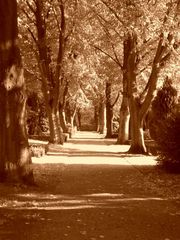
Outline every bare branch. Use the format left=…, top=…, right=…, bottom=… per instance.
left=55, top=0, right=66, bottom=83
left=65, top=0, right=78, bottom=41
left=90, top=6, right=124, bottom=46
left=52, top=6, right=61, bottom=32
left=21, top=8, right=34, bottom=23
left=111, top=92, right=120, bottom=107
left=92, top=45, right=123, bottom=70
left=90, top=13, right=123, bottom=70
left=100, top=0, right=125, bottom=26
left=28, top=27, right=38, bottom=45
left=110, top=41, right=122, bottom=68
left=26, top=0, right=36, bottom=14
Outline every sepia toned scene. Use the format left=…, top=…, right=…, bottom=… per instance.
left=0, top=0, right=180, bottom=239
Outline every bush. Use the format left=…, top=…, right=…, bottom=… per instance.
left=27, top=92, right=49, bottom=135
left=149, top=77, right=180, bottom=171
left=156, top=112, right=180, bottom=172
left=149, top=78, right=178, bottom=141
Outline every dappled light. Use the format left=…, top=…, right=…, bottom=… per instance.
left=0, top=192, right=167, bottom=211
left=32, top=132, right=157, bottom=166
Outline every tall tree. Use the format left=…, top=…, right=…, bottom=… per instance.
left=87, top=0, right=131, bottom=143
left=0, top=0, right=34, bottom=183
left=20, top=0, right=78, bottom=144
left=91, top=0, right=179, bottom=153
left=126, top=1, right=180, bottom=153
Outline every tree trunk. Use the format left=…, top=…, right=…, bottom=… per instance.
left=105, top=82, right=113, bottom=138
left=128, top=99, right=147, bottom=154
left=117, top=35, right=131, bottom=144
left=126, top=31, right=147, bottom=154
left=106, top=106, right=113, bottom=138
left=33, top=0, right=66, bottom=145
left=46, top=103, right=64, bottom=144
left=71, top=107, right=77, bottom=129
left=0, top=0, right=34, bottom=184
left=117, top=95, right=130, bottom=144
left=77, top=109, right=82, bottom=130
left=0, top=89, right=6, bottom=180
left=125, top=30, right=174, bottom=154
left=98, top=101, right=106, bottom=134
left=59, top=110, right=67, bottom=132
left=94, top=105, right=99, bottom=132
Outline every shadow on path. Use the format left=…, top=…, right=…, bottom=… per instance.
left=0, top=131, right=180, bottom=240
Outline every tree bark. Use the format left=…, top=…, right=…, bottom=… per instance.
left=0, top=0, right=34, bottom=183
left=117, top=95, right=130, bottom=144
left=59, top=108, right=67, bottom=132
left=125, top=30, right=174, bottom=154
left=128, top=99, right=147, bottom=153
left=32, top=0, right=66, bottom=144
left=117, top=35, right=131, bottom=144
left=105, top=82, right=113, bottom=138
left=94, top=105, right=99, bottom=132
left=98, top=99, right=106, bottom=134
left=126, top=31, right=147, bottom=154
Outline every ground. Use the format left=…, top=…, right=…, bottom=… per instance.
left=0, top=131, right=180, bottom=240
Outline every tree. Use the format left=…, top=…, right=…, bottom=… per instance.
left=91, top=0, right=180, bottom=153
left=20, top=0, right=78, bottom=144
left=86, top=0, right=131, bottom=143
left=0, top=0, right=34, bottom=184
left=105, top=80, right=120, bottom=138
left=126, top=0, right=180, bottom=153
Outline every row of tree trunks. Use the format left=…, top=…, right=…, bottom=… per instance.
left=33, top=0, right=66, bottom=144
left=0, top=0, right=34, bottom=183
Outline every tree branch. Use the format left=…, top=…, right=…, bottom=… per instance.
left=65, top=0, right=77, bottom=42
left=52, top=5, right=61, bottom=32
left=111, top=92, right=120, bottom=107
left=28, top=27, right=38, bottom=45
left=55, top=0, right=65, bottom=86
left=100, top=0, right=125, bottom=26
left=21, top=8, right=34, bottom=24
left=92, top=45, right=123, bottom=70
left=26, top=0, right=36, bottom=14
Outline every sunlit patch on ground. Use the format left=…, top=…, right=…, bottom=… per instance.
left=33, top=155, right=157, bottom=165
left=31, top=132, right=157, bottom=166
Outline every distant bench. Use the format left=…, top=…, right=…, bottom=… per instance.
left=28, top=139, right=48, bottom=158
left=28, top=132, right=70, bottom=157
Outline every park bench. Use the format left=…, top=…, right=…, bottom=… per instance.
left=28, top=139, right=49, bottom=158
left=28, top=132, right=70, bottom=157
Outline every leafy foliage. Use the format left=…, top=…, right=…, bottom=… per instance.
left=156, top=111, right=180, bottom=172
left=149, top=78, right=178, bottom=140
left=149, top=77, right=180, bottom=171
left=27, top=92, right=48, bottom=135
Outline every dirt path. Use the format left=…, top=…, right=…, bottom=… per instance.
left=0, top=131, right=180, bottom=240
